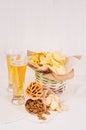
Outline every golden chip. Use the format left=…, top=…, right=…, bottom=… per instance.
left=52, top=51, right=66, bottom=65
left=29, top=51, right=66, bottom=75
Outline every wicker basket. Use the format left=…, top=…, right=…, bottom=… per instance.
left=35, top=72, right=66, bottom=95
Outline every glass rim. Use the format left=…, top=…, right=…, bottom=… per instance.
left=6, top=54, right=20, bottom=58
left=10, top=56, right=28, bottom=66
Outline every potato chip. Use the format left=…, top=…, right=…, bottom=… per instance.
left=29, top=51, right=66, bottom=75
left=52, top=51, right=66, bottom=65
left=29, top=52, right=46, bottom=67
left=29, top=54, right=39, bottom=66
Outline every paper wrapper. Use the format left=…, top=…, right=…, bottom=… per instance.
left=27, top=50, right=81, bottom=82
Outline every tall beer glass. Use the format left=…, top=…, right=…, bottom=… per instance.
left=11, top=56, right=27, bottom=105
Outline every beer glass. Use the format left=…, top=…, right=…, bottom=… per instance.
left=6, top=53, right=20, bottom=92
left=11, top=56, right=27, bottom=105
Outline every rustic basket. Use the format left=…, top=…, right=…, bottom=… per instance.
left=35, top=71, right=66, bottom=95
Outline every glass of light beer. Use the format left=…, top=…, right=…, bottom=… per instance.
left=6, top=53, right=20, bottom=92
left=11, top=56, right=27, bottom=105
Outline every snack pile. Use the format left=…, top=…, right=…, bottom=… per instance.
left=25, top=81, right=67, bottom=120
left=25, top=50, right=81, bottom=121
left=25, top=99, right=50, bottom=120
left=29, top=51, right=66, bottom=75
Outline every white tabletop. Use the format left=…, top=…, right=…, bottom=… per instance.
left=0, top=55, right=86, bottom=130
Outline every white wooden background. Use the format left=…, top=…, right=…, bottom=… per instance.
left=0, top=0, right=86, bottom=76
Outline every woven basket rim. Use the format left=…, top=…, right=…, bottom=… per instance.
left=35, top=71, right=66, bottom=85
